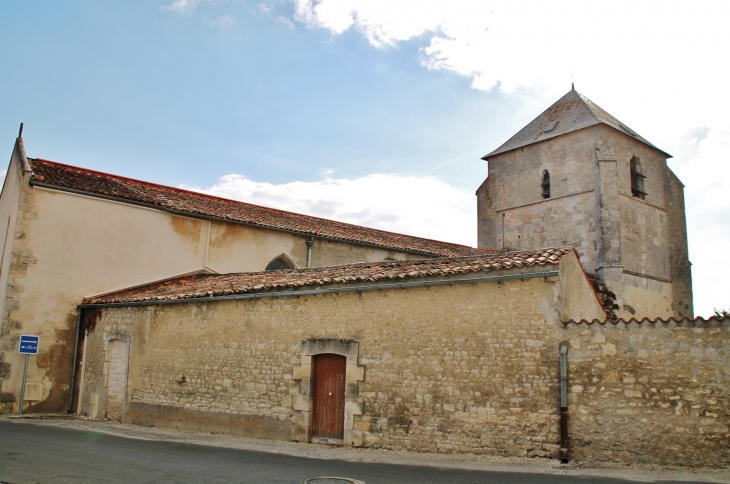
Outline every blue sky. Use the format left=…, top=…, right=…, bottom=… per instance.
left=0, top=1, right=505, bottom=187
left=1, top=1, right=728, bottom=316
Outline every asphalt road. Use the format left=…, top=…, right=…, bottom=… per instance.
left=0, top=421, right=699, bottom=484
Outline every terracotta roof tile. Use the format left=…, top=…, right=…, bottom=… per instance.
left=564, top=316, right=728, bottom=325
left=28, top=158, right=487, bottom=258
left=84, top=247, right=573, bottom=305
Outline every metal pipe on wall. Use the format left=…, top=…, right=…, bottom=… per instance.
left=67, top=308, right=83, bottom=413
left=559, top=344, right=569, bottom=463
left=306, top=238, right=315, bottom=268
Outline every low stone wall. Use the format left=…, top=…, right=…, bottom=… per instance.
left=77, top=272, right=729, bottom=466
left=79, top=276, right=570, bottom=457
left=563, top=318, right=730, bottom=467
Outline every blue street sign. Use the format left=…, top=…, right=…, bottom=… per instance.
left=18, top=335, right=39, bottom=354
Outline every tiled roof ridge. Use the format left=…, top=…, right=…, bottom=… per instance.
left=28, top=157, right=487, bottom=257
left=83, top=246, right=573, bottom=305
left=31, top=157, right=272, bottom=208
left=564, top=316, right=729, bottom=325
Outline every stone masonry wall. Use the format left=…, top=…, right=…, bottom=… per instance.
left=478, top=124, right=692, bottom=320
left=81, top=276, right=570, bottom=457
left=563, top=318, right=730, bottom=467
left=664, top=168, right=693, bottom=318
left=478, top=127, right=605, bottom=272
left=622, top=274, right=674, bottom=320
left=78, top=277, right=729, bottom=466
left=0, top=182, right=438, bottom=414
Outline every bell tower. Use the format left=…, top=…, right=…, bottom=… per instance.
left=477, top=89, right=693, bottom=320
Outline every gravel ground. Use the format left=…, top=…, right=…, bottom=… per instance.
left=3, top=414, right=729, bottom=483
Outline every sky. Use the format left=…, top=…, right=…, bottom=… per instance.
left=0, top=1, right=728, bottom=316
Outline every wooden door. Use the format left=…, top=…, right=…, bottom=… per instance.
left=312, top=353, right=346, bottom=440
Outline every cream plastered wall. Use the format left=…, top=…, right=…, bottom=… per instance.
left=1, top=183, right=210, bottom=413
left=79, top=258, right=604, bottom=457
left=0, top=150, right=25, bottom=411
left=206, top=222, right=424, bottom=273
left=0, top=181, right=432, bottom=414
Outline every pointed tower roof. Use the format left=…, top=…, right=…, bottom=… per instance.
left=484, top=90, right=670, bottom=159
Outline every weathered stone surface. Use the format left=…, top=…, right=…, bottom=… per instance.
left=478, top=122, right=693, bottom=320
left=0, top=149, right=438, bottom=415
left=344, top=429, right=364, bottom=447
left=126, top=401, right=292, bottom=440
left=77, top=257, right=727, bottom=466
left=81, top=275, right=576, bottom=457
left=564, top=319, right=730, bottom=467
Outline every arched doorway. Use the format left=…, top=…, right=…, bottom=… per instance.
left=312, top=353, right=347, bottom=440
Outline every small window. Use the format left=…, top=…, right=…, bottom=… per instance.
left=544, top=120, right=558, bottom=133
left=541, top=170, right=551, bottom=199
left=630, top=157, right=647, bottom=200
left=265, top=256, right=294, bottom=271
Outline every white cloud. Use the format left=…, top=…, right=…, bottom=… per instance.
left=289, top=0, right=730, bottom=317
left=162, top=0, right=728, bottom=315
left=277, top=16, right=296, bottom=31
left=210, top=15, right=235, bottom=27
left=164, top=0, right=202, bottom=14
left=673, top=129, right=730, bottom=317
left=292, top=1, right=729, bottom=97
left=293, top=0, right=451, bottom=47
left=181, top=173, right=476, bottom=246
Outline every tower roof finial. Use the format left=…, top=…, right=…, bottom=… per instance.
left=572, top=82, right=575, bottom=91
left=19, top=122, right=24, bottom=138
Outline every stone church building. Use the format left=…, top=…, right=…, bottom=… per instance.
left=1, top=90, right=727, bottom=466
left=477, top=89, right=692, bottom=321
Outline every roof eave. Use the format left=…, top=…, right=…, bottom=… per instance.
left=482, top=122, right=672, bottom=160
left=602, top=124, right=672, bottom=159
left=81, top=266, right=563, bottom=307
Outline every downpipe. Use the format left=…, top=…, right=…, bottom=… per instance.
left=67, top=307, right=83, bottom=413
left=559, top=344, right=569, bottom=463
left=306, top=237, right=315, bottom=268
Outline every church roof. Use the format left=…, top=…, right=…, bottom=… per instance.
left=83, top=247, right=573, bottom=305
left=484, top=90, right=670, bottom=159
left=27, top=158, right=486, bottom=258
